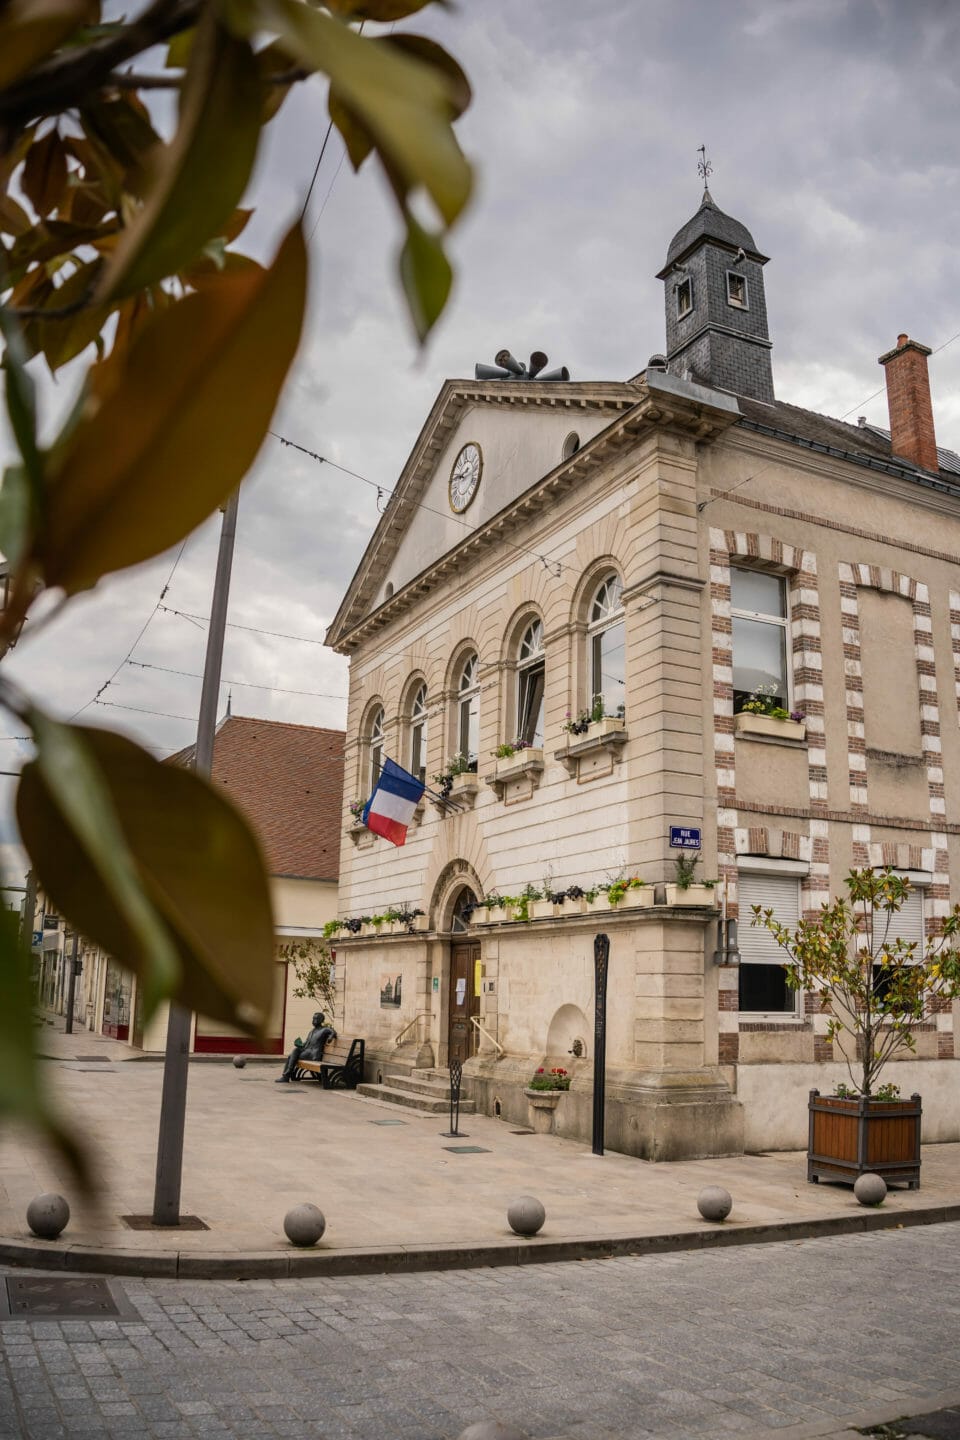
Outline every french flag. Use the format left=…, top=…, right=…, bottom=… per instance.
left=362, top=758, right=426, bottom=847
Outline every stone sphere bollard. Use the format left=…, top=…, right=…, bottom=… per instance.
left=507, top=1195, right=545, bottom=1237
left=697, top=1185, right=733, bottom=1222
left=27, top=1193, right=70, bottom=1240
left=232, top=1055, right=247, bottom=1068
left=283, top=1203, right=326, bottom=1246
left=854, top=1172, right=887, bottom=1207
left=458, top=1424, right=528, bottom=1440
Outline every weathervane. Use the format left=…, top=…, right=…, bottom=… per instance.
left=697, top=144, right=713, bottom=190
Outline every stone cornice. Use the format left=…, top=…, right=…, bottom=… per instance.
left=328, top=377, right=740, bottom=655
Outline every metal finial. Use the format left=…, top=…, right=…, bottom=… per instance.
left=697, top=144, right=713, bottom=188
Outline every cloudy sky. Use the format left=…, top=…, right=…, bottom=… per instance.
left=2, top=0, right=959, bottom=880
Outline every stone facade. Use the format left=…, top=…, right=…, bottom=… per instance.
left=326, top=196, right=960, bottom=1158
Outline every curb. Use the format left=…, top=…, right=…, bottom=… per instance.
left=2, top=1201, right=959, bottom=1281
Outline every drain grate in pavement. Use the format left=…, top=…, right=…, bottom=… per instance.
left=122, top=1214, right=209, bottom=1230
left=1, top=1276, right=139, bottom=1321
left=442, top=1145, right=491, bottom=1154
left=371, top=1118, right=408, bottom=1125
left=509, top=1129, right=535, bottom=1135
left=74, top=1055, right=110, bottom=1061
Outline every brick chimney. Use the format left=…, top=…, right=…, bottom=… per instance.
left=878, top=333, right=939, bottom=472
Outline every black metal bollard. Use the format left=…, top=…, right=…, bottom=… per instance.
left=593, top=933, right=609, bottom=1156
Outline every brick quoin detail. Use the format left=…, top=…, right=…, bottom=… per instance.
left=938, top=1034, right=955, bottom=1060
left=718, top=1033, right=739, bottom=1064
left=813, top=1036, right=834, bottom=1063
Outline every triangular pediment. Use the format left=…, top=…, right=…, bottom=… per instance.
left=325, top=377, right=638, bottom=651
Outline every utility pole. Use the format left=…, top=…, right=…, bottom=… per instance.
left=152, top=490, right=239, bottom=1226
left=64, top=931, right=79, bottom=1035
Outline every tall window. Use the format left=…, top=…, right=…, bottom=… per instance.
left=367, top=706, right=384, bottom=794
left=516, top=619, right=545, bottom=748
left=409, top=683, right=428, bottom=784
left=731, top=568, right=788, bottom=714
left=457, top=653, right=479, bottom=770
left=588, top=574, right=625, bottom=718
left=873, top=881, right=925, bottom=1008
left=676, top=277, right=693, bottom=317
left=737, top=872, right=800, bottom=1015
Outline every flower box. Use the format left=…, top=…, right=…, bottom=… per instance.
left=523, top=1087, right=564, bottom=1135
left=807, top=1089, right=921, bottom=1188
left=586, top=894, right=613, bottom=913
left=662, top=884, right=718, bottom=907
left=359, top=922, right=377, bottom=938
left=450, top=771, right=479, bottom=796
left=586, top=716, right=625, bottom=740
left=486, top=903, right=516, bottom=925
left=558, top=896, right=587, bottom=916
left=530, top=899, right=557, bottom=920
left=494, top=748, right=543, bottom=781
left=735, top=712, right=806, bottom=743
left=612, top=886, right=655, bottom=911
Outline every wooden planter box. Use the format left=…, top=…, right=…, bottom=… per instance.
left=807, top=1089, right=922, bottom=1189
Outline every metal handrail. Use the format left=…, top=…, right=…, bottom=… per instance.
left=470, top=1015, right=504, bottom=1057
left=393, top=1016, right=418, bottom=1048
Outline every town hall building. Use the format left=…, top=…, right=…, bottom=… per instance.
left=325, top=186, right=960, bottom=1158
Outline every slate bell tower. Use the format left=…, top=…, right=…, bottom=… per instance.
left=656, top=186, right=774, bottom=403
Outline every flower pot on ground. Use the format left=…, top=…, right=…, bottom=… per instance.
left=753, top=867, right=960, bottom=1189
left=663, top=883, right=717, bottom=906
left=807, top=1089, right=922, bottom=1188
left=524, top=1088, right=562, bottom=1134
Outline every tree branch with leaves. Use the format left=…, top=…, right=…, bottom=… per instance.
left=0, top=0, right=472, bottom=1180
left=752, top=868, right=960, bottom=1097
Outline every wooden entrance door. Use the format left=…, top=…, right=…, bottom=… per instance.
left=448, top=941, right=480, bottom=1066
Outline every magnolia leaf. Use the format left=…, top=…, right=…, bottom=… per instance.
left=325, top=0, right=443, bottom=18
left=0, top=908, right=93, bottom=1190
left=383, top=34, right=471, bottom=119
left=40, top=222, right=305, bottom=593
left=0, top=194, right=32, bottom=238
left=94, top=15, right=262, bottom=303
left=0, top=0, right=99, bottom=90
left=327, top=90, right=374, bottom=170
left=79, top=94, right=163, bottom=197
left=166, top=27, right=196, bottom=68
left=0, top=306, right=43, bottom=500
left=21, top=129, right=69, bottom=218
left=399, top=215, right=452, bottom=343
left=18, top=712, right=182, bottom=1016
left=247, top=0, right=471, bottom=227
left=17, top=722, right=276, bottom=1033
left=0, top=466, right=32, bottom=569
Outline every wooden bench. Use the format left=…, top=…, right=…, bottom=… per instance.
left=295, top=1036, right=365, bottom=1090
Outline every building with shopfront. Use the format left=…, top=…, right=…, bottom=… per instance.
left=326, top=186, right=960, bottom=1158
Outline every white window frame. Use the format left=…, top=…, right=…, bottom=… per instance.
left=587, top=574, right=626, bottom=719
left=730, top=566, right=791, bottom=715
left=367, top=706, right=384, bottom=795
left=457, top=653, right=479, bottom=769
left=676, top=276, right=693, bottom=318
left=737, top=866, right=804, bottom=1019
left=409, top=683, right=428, bottom=784
left=516, top=619, right=545, bottom=748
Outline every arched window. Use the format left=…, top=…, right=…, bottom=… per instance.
left=451, top=888, right=478, bottom=934
left=588, top=574, right=625, bottom=719
left=409, top=682, right=428, bottom=784
left=367, top=706, right=384, bottom=794
left=516, top=618, right=545, bottom=748
left=457, top=653, right=479, bottom=770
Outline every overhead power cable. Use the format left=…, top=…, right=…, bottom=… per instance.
left=268, top=431, right=565, bottom=579
left=157, top=603, right=329, bottom=645
left=128, top=659, right=347, bottom=700
left=94, top=699, right=197, bottom=723
left=68, top=542, right=188, bottom=721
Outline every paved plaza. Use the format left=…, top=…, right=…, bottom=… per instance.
left=1, top=1223, right=960, bottom=1440
left=2, top=1024, right=960, bottom=1275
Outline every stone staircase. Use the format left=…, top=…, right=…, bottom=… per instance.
left=356, top=1069, right=476, bottom=1116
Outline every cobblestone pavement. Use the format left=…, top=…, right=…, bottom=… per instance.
left=2, top=1222, right=960, bottom=1440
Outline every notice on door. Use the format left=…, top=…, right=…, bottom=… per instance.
left=456, top=977, right=466, bottom=1006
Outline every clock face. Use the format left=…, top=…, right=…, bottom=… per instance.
left=449, top=442, right=482, bottom=514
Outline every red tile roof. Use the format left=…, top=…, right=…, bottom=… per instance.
left=170, top=716, right=345, bottom=881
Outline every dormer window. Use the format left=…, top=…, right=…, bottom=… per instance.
left=726, top=270, right=747, bottom=308
left=676, top=277, right=693, bottom=318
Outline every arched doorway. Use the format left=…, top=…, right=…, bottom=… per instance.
left=448, top=888, right=480, bottom=1066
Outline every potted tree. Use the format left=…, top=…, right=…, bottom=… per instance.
left=753, top=868, right=960, bottom=1188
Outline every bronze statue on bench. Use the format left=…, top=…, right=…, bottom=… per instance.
left=276, top=1012, right=337, bottom=1083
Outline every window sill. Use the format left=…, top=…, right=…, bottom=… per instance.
left=485, top=749, right=544, bottom=801
left=734, top=713, right=806, bottom=744
left=346, top=822, right=375, bottom=849
left=431, top=772, right=479, bottom=812
left=555, top=719, right=627, bottom=779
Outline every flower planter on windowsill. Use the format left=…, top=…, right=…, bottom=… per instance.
left=807, top=1089, right=921, bottom=1188
left=734, top=712, right=806, bottom=743
left=485, top=903, right=517, bottom=925
left=347, top=820, right=375, bottom=848
left=486, top=749, right=544, bottom=801
left=612, top=887, right=655, bottom=911
left=662, top=884, right=718, bottom=907
left=530, top=899, right=558, bottom=920
left=556, top=718, right=628, bottom=778
left=558, top=896, right=587, bottom=916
